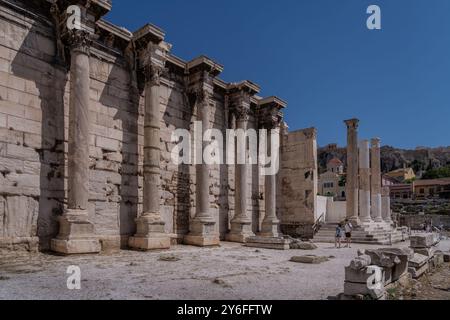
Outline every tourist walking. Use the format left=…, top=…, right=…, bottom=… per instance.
left=344, top=219, right=353, bottom=248
left=335, top=224, right=344, bottom=248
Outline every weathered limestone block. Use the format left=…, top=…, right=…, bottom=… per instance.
left=1, top=195, right=38, bottom=238
left=290, top=240, right=318, bottom=250
left=290, top=255, right=329, bottom=264
left=429, top=251, right=444, bottom=269
left=413, top=247, right=436, bottom=258
left=349, top=255, right=372, bottom=270
left=410, top=233, right=435, bottom=249
left=408, top=252, right=429, bottom=279
left=408, top=253, right=429, bottom=270
left=365, top=248, right=411, bottom=282
left=344, top=281, right=385, bottom=300
left=246, top=236, right=290, bottom=250
left=408, top=264, right=428, bottom=279
left=345, top=266, right=387, bottom=285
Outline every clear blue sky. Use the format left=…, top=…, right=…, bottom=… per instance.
left=106, top=0, right=450, bottom=149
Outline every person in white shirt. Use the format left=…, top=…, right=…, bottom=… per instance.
left=344, top=219, right=353, bottom=248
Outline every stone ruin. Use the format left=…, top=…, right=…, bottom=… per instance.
left=340, top=233, right=447, bottom=300
left=0, top=0, right=321, bottom=255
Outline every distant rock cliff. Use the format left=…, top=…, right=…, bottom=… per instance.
left=318, top=145, right=450, bottom=175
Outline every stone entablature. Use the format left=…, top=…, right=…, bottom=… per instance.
left=0, top=0, right=297, bottom=253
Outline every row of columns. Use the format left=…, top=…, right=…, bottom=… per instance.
left=50, top=22, right=285, bottom=254
left=345, top=119, right=392, bottom=227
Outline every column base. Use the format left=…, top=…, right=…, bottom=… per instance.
left=51, top=238, right=101, bottom=255
left=245, top=236, right=289, bottom=250
left=360, top=217, right=373, bottom=224
left=129, top=213, right=171, bottom=250
left=184, top=216, right=219, bottom=247
left=373, top=217, right=384, bottom=223
left=348, top=216, right=361, bottom=227
left=225, top=219, right=254, bottom=243
left=259, top=219, right=280, bottom=238
left=128, top=236, right=170, bottom=250
left=51, top=211, right=100, bottom=255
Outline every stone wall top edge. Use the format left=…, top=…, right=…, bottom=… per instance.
left=1, top=0, right=287, bottom=111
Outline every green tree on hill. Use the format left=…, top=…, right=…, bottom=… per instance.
left=422, top=166, right=450, bottom=179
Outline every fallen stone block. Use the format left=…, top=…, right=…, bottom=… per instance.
left=408, top=253, right=429, bottom=269
left=413, top=247, right=436, bottom=259
left=349, top=255, right=372, bottom=270
left=246, top=236, right=290, bottom=250
left=290, top=241, right=318, bottom=250
left=344, top=281, right=386, bottom=300
left=410, top=233, right=435, bottom=249
left=408, top=263, right=429, bottom=279
left=158, top=254, right=181, bottom=262
left=365, top=248, right=411, bottom=282
left=290, top=255, right=329, bottom=264
left=429, top=251, right=444, bottom=269
left=345, top=266, right=387, bottom=285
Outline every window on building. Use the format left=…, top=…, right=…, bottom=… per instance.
left=420, top=188, right=425, bottom=194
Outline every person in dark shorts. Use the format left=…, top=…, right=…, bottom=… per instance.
left=344, top=219, right=353, bottom=248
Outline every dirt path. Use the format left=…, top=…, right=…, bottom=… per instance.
left=1, top=241, right=449, bottom=300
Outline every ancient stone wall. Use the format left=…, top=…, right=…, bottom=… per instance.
left=278, top=128, right=318, bottom=238
left=0, top=0, right=267, bottom=252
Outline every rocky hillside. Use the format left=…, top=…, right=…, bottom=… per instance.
left=318, top=145, right=450, bottom=175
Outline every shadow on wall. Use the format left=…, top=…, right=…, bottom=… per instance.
left=98, top=61, right=139, bottom=248
left=211, top=93, right=230, bottom=240
left=10, top=18, right=67, bottom=251
left=163, top=80, right=192, bottom=240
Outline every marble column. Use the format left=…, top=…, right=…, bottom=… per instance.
left=344, top=119, right=360, bottom=226
left=359, top=140, right=372, bottom=223
left=246, top=97, right=289, bottom=250
left=382, top=186, right=392, bottom=223
left=184, top=89, right=220, bottom=247
left=129, top=63, right=170, bottom=250
left=51, top=30, right=100, bottom=254
left=371, top=138, right=383, bottom=222
left=226, top=103, right=255, bottom=243
left=260, top=127, right=280, bottom=237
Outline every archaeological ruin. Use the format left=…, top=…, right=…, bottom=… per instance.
left=0, top=0, right=408, bottom=256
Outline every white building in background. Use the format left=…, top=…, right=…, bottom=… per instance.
left=319, top=158, right=346, bottom=200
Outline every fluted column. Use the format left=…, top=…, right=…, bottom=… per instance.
left=129, top=63, right=170, bottom=250
left=371, top=138, right=383, bottom=222
left=344, top=119, right=360, bottom=226
left=226, top=101, right=255, bottom=243
left=184, top=89, right=220, bottom=247
left=51, top=30, right=100, bottom=254
left=359, top=140, right=372, bottom=223
left=381, top=186, right=392, bottom=223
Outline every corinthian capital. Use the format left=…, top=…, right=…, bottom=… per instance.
left=234, top=103, right=251, bottom=122
left=143, top=63, right=164, bottom=86
left=68, top=30, right=93, bottom=55
left=344, top=118, right=360, bottom=130
left=194, top=89, right=212, bottom=106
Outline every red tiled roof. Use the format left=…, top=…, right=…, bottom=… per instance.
left=328, top=158, right=343, bottom=166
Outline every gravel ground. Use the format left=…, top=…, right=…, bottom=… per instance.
left=1, top=240, right=449, bottom=300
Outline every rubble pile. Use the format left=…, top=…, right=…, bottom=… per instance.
left=340, top=233, right=448, bottom=300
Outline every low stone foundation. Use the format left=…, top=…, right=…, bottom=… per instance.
left=280, top=223, right=314, bottom=239
left=0, top=237, right=39, bottom=254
